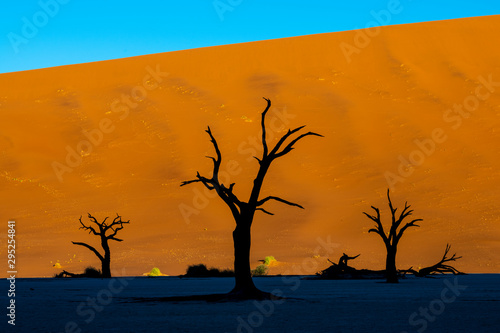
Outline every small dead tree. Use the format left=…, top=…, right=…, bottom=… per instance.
left=363, top=189, right=422, bottom=283
left=319, top=253, right=361, bottom=278
left=72, top=213, right=130, bottom=278
left=338, top=253, right=360, bottom=268
left=405, top=244, right=464, bottom=277
left=181, top=98, right=322, bottom=299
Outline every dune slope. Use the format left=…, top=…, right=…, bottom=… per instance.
left=1, top=15, right=499, bottom=277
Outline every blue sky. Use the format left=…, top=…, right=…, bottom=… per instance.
left=1, top=0, right=499, bottom=74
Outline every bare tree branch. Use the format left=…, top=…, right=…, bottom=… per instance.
left=363, top=206, right=389, bottom=244
left=108, top=214, right=129, bottom=229
left=72, top=241, right=104, bottom=261
left=368, top=228, right=386, bottom=242
left=439, top=244, right=462, bottom=263
left=273, top=131, right=324, bottom=159
left=180, top=179, right=199, bottom=187
left=406, top=244, right=464, bottom=276
left=256, top=208, right=274, bottom=215
left=256, top=196, right=304, bottom=209
left=205, top=126, right=222, bottom=182
left=396, top=218, right=422, bottom=241
left=268, top=126, right=306, bottom=157
left=253, top=156, right=262, bottom=163
left=387, top=190, right=397, bottom=243
left=87, top=213, right=102, bottom=228
left=107, top=214, right=130, bottom=240
left=78, top=216, right=99, bottom=235
left=394, top=203, right=413, bottom=232
left=181, top=172, right=217, bottom=190
left=101, top=216, right=110, bottom=226
left=181, top=126, right=244, bottom=219
left=261, top=97, right=271, bottom=159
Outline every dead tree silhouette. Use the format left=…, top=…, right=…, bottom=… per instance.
left=404, top=244, right=464, bottom=276
left=338, top=253, right=360, bottom=268
left=318, top=253, right=365, bottom=278
left=72, top=213, right=130, bottom=278
left=363, top=189, right=422, bottom=283
left=181, top=98, right=322, bottom=299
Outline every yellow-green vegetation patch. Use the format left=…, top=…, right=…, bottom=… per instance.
left=263, top=256, right=277, bottom=266
left=144, top=267, right=167, bottom=277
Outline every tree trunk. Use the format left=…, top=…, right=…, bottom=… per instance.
left=101, top=240, right=112, bottom=278
left=386, top=247, right=398, bottom=283
left=231, top=221, right=259, bottom=296
left=101, top=258, right=111, bottom=278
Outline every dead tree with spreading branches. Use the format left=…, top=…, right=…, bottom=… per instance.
left=181, top=98, right=322, bottom=299
left=72, top=213, right=130, bottom=278
left=404, top=244, right=464, bottom=277
left=363, top=189, right=422, bottom=283
left=338, top=253, right=360, bottom=268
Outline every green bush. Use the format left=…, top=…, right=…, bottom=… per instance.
left=186, top=264, right=209, bottom=276
left=185, top=264, right=234, bottom=277
left=146, top=267, right=164, bottom=277
left=263, top=256, right=277, bottom=266
left=83, top=266, right=102, bottom=278
left=251, top=264, right=268, bottom=276
left=53, top=266, right=102, bottom=278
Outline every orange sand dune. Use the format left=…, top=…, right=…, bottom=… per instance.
left=1, top=16, right=499, bottom=277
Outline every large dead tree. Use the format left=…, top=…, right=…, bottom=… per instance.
left=181, top=98, right=322, bottom=299
left=404, top=244, right=464, bottom=277
left=72, top=213, right=130, bottom=278
left=363, top=189, right=422, bottom=283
